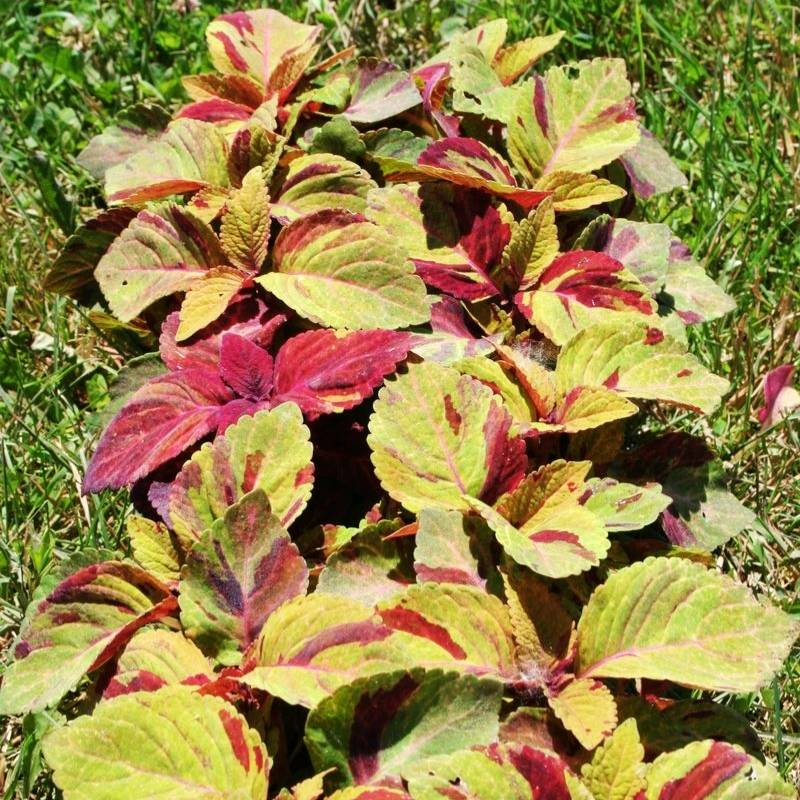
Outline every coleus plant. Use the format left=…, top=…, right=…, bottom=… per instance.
left=7, top=8, right=798, bottom=799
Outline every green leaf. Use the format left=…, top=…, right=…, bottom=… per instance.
left=508, top=59, right=640, bottom=180
left=493, top=32, right=566, bottom=84
left=179, top=491, right=309, bottom=664
left=548, top=677, right=618, bottom=751
left=601, top=219, right=672, bottom=292
left=220, top=166, right=270, bottom=271
left=580, top=718, right=644, bottom=800
left=555, top=321, right=730, bottom=414
left=43, top=687, right=269, bottom=799
left=0, top=562, right=175, bottom=715
left=450, top=44, right=522, bottom=122
left=368, top=362, right=526, bottom=513
left=403, top=750, right=532, bottom=799
left=533, top=171, right=626, bottom=212
left=258, top=209, right=430, bottom=330
left=577, top=557, right=800, bottom=692
left=305, top=669, right=502, bottom=786
left=582, top=478, right=671, bottom=533
left=127, top=515, right=181, bottom=582
left=176, top=266, right=247, bottom=341
left=168, top=404, right=314, bottom=549
left=95, top=204, right=225, bottom=322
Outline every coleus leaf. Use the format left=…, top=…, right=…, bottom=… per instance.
left=42, top=687, right=269, bottom=799
left=450, top=44, right=523, bottom=123
left=367, top=183, right=510, bottom=300
left=44, top=207, right=136, bottom=303
left=508, top=59, right=639, bottom=180
left=470, top=460, right=610, bottom=578
left=343, top=59, right=422, bottom=123
left=579, top=718, right=645, bottom=800
left=547, top=677, right=618, bottom=750
left=206, top=9, right=321, bottom=102
left=179, top=490, right=309, bottom=664
left=504, top=745, right=575, bottom=800
left=105, top=119, right=231, bottom=205
left=168, top=403, right=313, bottom=547
left=402, top=749, right=532, bottom=799
left=387, top=136, right=550, bottom=210
left=555, top=321, right=730, bottom=414
left=83, top=369, right=234, bottom=493
left=127, top=515, right=181, bottom=582
left=220, top=166, right=270, bottom=271
left=271, top=328, right=412, bottom=418
left=257, top=209, right=431, bottom=330
left=104, top=628, right=213, bottom=698
left=515, top=250, right=656, bottom=346
left=532, top=170, right=627, bottom=212
left=368, top=362, right=527, bottom=513
left=619, top=127, right=689, bottom=199
left=758, top=363, right=799, bottom=429
left=219, top=332, right=274, bottom=401
left=576, top=556, right=799, bottom=692
left=176, top=267, right=250, bottom=342
left=271, top=153, right=377, bottom=223
left=182, top=71, right=264, bottom=109
left=0, top=562, right=175, bottom=714
left=600, top=218, right=672, bottom=293
left=493, top=32, right=566, bottom=84
left=95, top=204, right=225, bottom=322
left=581, top=477, right=671, bottom=533
left=305, top=669, right=503, bottom=787
left=643, top=740, right=795, bottom=799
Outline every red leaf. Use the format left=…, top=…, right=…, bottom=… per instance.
left=219, top=333, right=274, bottom=401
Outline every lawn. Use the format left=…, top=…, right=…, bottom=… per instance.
left=0, top=0, right=797, bottom=794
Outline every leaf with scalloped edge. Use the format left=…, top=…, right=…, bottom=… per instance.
left=258, top=209, right=430, bottom=330
left=577, top=556, right=800, bottom=692
left=533, top=171, right=626, bottom=212
left=450, top=44, right=523, bottom=122
left=220, top=166, right=270, bottom=271
left=0, top=562, right=175, bottom=715
left=104, top=628, right=213, bottom=698
left=83, top=369, right=234, bottom=493
left=516, top=251, right=656, bottom=346
left=523, top=386, right=638, bottom=436
left=206, top=9, right=321, bottom=101
left=177, top=267, right=249, bottom=342
left=305, top=669, right=503, bottom=787
left=619, top=127, right=689, bottom=199
left=271, top=154, right=377, bottom=223
left=555, top=321, right=730, bottom=414
left=580, top=718, right=644, bottom=800
left=471, top=460, right=610, bottom=578
left=548, top=677, right=618, bottom=750
left=581, top=477, right=671, bottom=532
left=600, top=218, right=672, bottom=292
left=403, top=749, right=533, bottom=799
left=44, top=207, right=136, bottom=303
left=168, top=403, right=313, bottom=549
left=343, top=59, right=422, bottom=123
left=643, top=740, right=795, bottom=799
left=95, top=204, right=225, bottom=322
left=508, top=59, right=639, bottom=181
left=367, top=183, right=511, bottom=300
left=127, top=515, right=180, bottom=582
left=272, top=329, right=412, bottom=418
left=493, top=31, right=566, bottom=84
left=180, top=490, right=309, bottom=664
left=368, top=362, right=526, bottom=513
left=105, top=119, right=230, bottom=204
left=408, top=297, right=494, bottom=365
left=43, top=687, right=269, bottom=799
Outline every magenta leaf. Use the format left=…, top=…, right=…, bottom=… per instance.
left=758, top=364, right=799, bottom=429
left=219, top=333, right=274, bottom=401
left=272, top=329, right=412, bottom=418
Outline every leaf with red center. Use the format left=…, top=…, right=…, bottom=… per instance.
left=507, top=59, right=639, bottom=181
left=105, top=119, right=231, bottom=205
left=470, top=460, right=610, bottom=578
left=343, top=59, right=422, bottom=124
left=505, top=745, right=572, bottom=800
left=386, top=136, right=549, bottom=210
left=644, top=740, right=795, bottom=799
left=599, top=218, right=672, bottom=292
left=95, top=204, right=225, bottom=322
left=168, top=403, right=313, bottom=549
left=619, top=127, right=689, bottom=199
left=44, top=207, right=136, bottom=303
left=516, top=250, right=656, bottom=346
left=219, top=333, right=274, bottom=401
left=43, top=688, right=269, bottom=798
left=368, top=362, right=526, bottom=513
left=408, top=297, right=495, bottom=364
left=272, top=329, right=411, bottom=418
left=0, top=561, right=175, bottom=714
left=179, top=490, right=309, bottom=665
left=367, top=183, right=509, bottom=300
left=305, top=669, right=502, bottom=787
left=177, top=97, right=256, bottom=125
left=183, top=72, right=264, bottom=107
left=521, top=386, right=638, bottom=436
left=206, top=9, right=321, bottom=102
left=83, top=369, right=234, bottom=493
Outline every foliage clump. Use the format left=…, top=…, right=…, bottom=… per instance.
left=3, top=8, right=797, bottom=798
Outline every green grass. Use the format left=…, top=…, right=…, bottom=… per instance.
left=0, top=0, right=797, bottom=794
